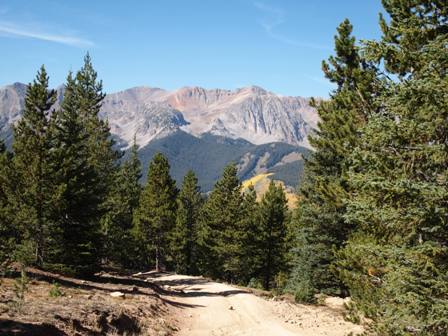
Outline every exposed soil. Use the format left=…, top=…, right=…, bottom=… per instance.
left=144, top=274, right=364, bottom=336
left=1, top=269, right=364, bottom=335
left=0, top=268, right=178, bottom=336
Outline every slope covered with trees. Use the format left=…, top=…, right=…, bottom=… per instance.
left=0, top=54, right=292, bottom=289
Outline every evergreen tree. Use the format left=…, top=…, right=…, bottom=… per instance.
left=134, top=153, right=177, bottom=271
left=198, top=163, right=243, bottom=282
left=48, top=72, right=101, bottom=275
left=122, top=136, right=142, bottom=211
left=0, top=141, right=15, bottom=266
left=239, top=185, right=261, bottom=285
left=11, top=66, right=57, bottom=267
left=336, top=1, right=448, bottom=333
left=0, top=141, right=8, bottom=263
left=258, top=181, right=289, bottom=290
left=288, top=19, right=380, bottom=300
left=76, top=54, right=120, bottom=185
left=103, top=137, right=142, bottom=267
left=75, top=53, right=122, bottom=259
left=365, top=0, right=448, bottom=76
left=172, top=170, right=203, bottom=275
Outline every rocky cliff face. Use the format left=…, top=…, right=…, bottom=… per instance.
left=0, top=83, right=317, bottom=189
left=0, top=83, right=27, bottom=144
left=0, top=83, right=318, bottom=149
left=102, top=85, right=318, bottom=149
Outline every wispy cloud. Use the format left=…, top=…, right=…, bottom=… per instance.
left=254, top=2, right=329, bottom=50
left=0, top=21, right=94, bottom=48
left=305, top=75, right=334, bottom=87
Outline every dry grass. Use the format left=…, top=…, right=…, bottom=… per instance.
left=242, top=173, right=298, bottom=208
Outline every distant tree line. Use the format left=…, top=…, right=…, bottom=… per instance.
left=0, top=55, right=291, bottom=292
left=286, top=0, right=448, bottom=334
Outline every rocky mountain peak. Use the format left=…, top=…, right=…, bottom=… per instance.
left=0, top=82, right=318, bottom=150
left=238, top=85, right=268, bottom=95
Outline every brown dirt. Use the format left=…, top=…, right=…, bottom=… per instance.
left=0, top=268, right=178, bottom=336
left=1, top=269, right=364, bottom=336
left=144, top=274, right=364, bottom=336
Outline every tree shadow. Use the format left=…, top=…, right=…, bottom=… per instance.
left=0, top=319, right=67, bottom=336
left=9, top=268, right=162, bottom=300
left=161, top=298, right=205, bottom=309
left=179, top=289, right=249, bottom=298
left=147, top=274, right=250, bottom=298
left=6, top=268, right=241, bottom=309
left=5, top=268, right=207, bottom=309
left=150, top=276, right=210, bottom=288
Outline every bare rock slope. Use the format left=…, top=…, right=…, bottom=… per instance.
left=101, top=85, right=318, bottom=149
left=0, top=83, right=317, bottom=149
left=0, top=83, right=317, bottom=190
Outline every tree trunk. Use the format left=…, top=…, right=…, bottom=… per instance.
left=264, top=264, right=271, bottom=291
left=36, top=150, right=44, bottom=267
left=186, top=217, right=192, bottom=274
left=155, top=245, right=160, bottom=272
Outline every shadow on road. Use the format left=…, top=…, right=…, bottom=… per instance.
left=145, top=273, right=250, bottom=298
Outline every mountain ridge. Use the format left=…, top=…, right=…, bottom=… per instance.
left=100, top=84, right=318, bottom=149
left=0, top=82, right=318, bottom=149
left=0, top=82, right=316, bottom=190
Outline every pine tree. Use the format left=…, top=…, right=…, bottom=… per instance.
left=198, top=163, right=244, bottom=282
left=103, top=136, right=142, bottom=267
left=172, top=170, right=203, bottom=275
left=75, top=54, right=122, bottom=253
left=239, top=185, right=261, bottom=285
left=0, top=141, right=8, bottom=263
left=257, top=181, right=289, bottom=290
left=11, top=66, right=57, bottom=267
left=122, top=136, right=142, bottom=211
left=48, top=72, right=101, bottom=275
left=288, top=19, right=380, bottom=300
left=76, top=53, right=121, bottom=188
left=134, top=153, right=177, bottom=271
left=336, top=1, right=448, bottom=333
left=365, top=0, right=448, bottom=77
left=0, top=141, right=15, bottom=266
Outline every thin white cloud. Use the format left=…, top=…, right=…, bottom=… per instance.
left=254, top=1, right=329, bottom=50
left=305, top=75, right=334, bottom=87
left=0, top=21, right=94, bottom=48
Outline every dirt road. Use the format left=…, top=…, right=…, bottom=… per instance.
left=147, top=274, right=363, bottom=336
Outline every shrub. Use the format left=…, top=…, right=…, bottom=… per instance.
left=49, top=283, right=64, bottom=298
left=292, top=279, right=315, bottom=303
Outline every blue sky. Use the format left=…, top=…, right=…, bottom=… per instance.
left=0, top=0, right=383, bottom=97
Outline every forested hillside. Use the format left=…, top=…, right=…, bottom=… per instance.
left=135, top=130, right=309, bottom=191
left=0, top=55, right=292, bottom=291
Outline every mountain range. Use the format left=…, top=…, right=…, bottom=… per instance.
left=0, top=83, right=317, bottom=191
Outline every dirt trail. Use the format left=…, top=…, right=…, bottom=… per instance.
left=147, top=273, right=363, bottom=336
